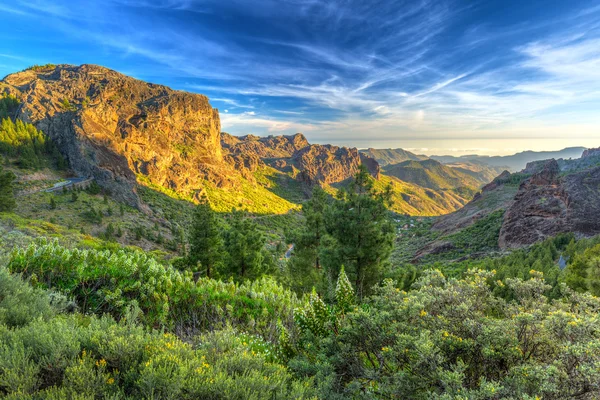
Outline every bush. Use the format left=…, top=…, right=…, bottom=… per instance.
left=8, top=240, right=300, bottom=342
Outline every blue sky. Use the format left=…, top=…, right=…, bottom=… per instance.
left=1, top=0, right=599, bottom=155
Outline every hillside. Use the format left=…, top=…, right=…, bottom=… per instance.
left=0, top=65, right=380, bottom=215
left=407, top=150, right=600, bottom=262
left=383, top=159, right=482, bottom=194
left=359, top=147, right=427, bottom=166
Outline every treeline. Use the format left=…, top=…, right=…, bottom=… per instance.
left=0, top=118, right=67, bottom=169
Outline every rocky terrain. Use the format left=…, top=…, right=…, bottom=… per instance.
left=413, top=148, right=600, bottom=259
left=0, top=65, right=380, bottom=210
left=499, top=159, right=600, bottom=248
left=1, top=64, right=226, bottom=208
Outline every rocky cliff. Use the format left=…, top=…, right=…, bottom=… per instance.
left=582, top=147, right=600, bottom=158
left=222, top=133, right=380, bottom=185
left=498, top=160, right=600, bottom=248
left=0, top=64, right=227, bottom=208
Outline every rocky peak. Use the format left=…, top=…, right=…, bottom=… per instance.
left=528, top=159, right=560, bottom=186
left=293, top=144, right=379, bottom=185
left=582, top=147, right=600, bottom=158
left=1, top=64, right=225, bottom=208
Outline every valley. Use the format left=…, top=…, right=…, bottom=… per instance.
left=1, top=63, right=600, bottom=399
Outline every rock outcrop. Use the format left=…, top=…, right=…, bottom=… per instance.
left=582, top=147, right=600, bottom=158
left=1, top=64, right=227, bottom=208
left=222, top=133, right=380, bottom=186
left=293, top=145, right=379, bottom=185
left=498, top=160, right=600, bottom=248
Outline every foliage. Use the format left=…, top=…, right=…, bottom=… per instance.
left=564, top=242, right=600, bottom=295
left=286, top=186, right=329, bottom=293
left=0, top=118, right=66, bottom=169
left=0, top=94, right=19, bottom=120
left=290, top=269, right=600, bottom=399
left=321, top=165, right=395, bottom=298
left=27, top=64, right=56, bottom=72
left=7, top=240, right=299, bottom=342
left=223, top=209, right=269, bottom=280
left=0, top=165, right=16, bottom=212
left=188, top=196, right=224, bottom=278
left=0, top=269, right=315, bottom=399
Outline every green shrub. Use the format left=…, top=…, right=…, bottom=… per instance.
left=8, top=240, right=299, bottom=341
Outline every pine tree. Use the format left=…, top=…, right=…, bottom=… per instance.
left=223, top=209, right=266, bottom=279
left=50, top=197, right=57, bottom=210
left=0, top=165, right=16, bottom=212
left=188, top=196, right=224, bottom=278
left=322, top=164, right=394, bottom=298
left=287, top=185, right=329, bottom=292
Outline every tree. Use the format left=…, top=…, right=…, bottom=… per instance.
left=223, top=209, right=266, bottom=279
left=322, top=165, right=394, bottom=298
left=50, top=196, right=57, bottom=210
left=188, top=196, right=224, bottom=278
left=287, top=186, right=329, bottom=293
left=0, top=165, right=16, bottom=212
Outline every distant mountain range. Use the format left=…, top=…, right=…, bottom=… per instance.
left=359, top=148, right=427, bottom=166
left=429, top=147, right=587, bottom=171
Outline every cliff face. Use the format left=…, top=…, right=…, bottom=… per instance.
left=582, top=147, right=600, bottom=158
left=1, top=64, right=225, bottom=207
left=222, top=134, right=380, bottom=185
left=293, top=145, right=380, bottom=185
left=498, top=160, right=600, bottom=248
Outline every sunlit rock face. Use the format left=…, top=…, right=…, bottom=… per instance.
left=1, top=64, right=225, bottom=208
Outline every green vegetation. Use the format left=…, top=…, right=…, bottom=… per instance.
left=321, top=166, right=395, bottom=298
left=0, top=94, right=19, bottom=119
left=3, top=123, right=600, bottom=398
left=287, top=166, right=394, bottom=298
left=0, top=265, right=314, bottom=399
left=188, top=196, right=224, bottom=277
left=290, top=268, right=600, bottom=398
left=0, top=165, right=16, bottom=212
left=0, top=118, right=66, bottom=169
left=27, top=63, right=57, bottom=71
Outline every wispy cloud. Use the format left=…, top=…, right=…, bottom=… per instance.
left=2, top=0, right=600, bottom=154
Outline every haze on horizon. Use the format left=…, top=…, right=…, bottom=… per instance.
left=1, top=0, right=599, bottom=156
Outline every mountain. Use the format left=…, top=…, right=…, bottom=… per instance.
left=0, top=64, right=500, bottom=218
left=383, top=159, right=482, bottom=193
left=1, top=64, right=225, bottom=209
left=0, top=64, right=380, bottom=213
left=223, top=133, right=380, bottom=185
left=412, top=149, right=600, bottom=260
left=359, top=148, right=427, bottom=166
left=441, top=159, right=507, bottom=183
left=431, top=147, right=587, bottom=171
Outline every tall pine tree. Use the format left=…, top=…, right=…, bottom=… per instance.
left=223, top=209, right=266, bottom=279
left=188, top=196, right=224, bottom=278
left=287, top=185, right=329, bottom=293
left=322, top=165, right=394, bottom=298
